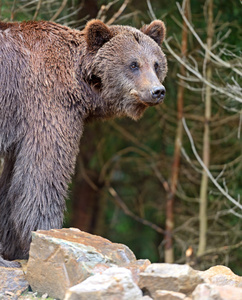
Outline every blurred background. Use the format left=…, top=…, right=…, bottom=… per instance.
left=0, top=0, right=241, bottom=274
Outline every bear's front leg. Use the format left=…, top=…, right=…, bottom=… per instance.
left=0, top=120, right=82, bottom=262
left=0, top=154, right=23, bottom=267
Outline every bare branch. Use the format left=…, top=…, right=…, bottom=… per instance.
left=238, top=112, right=242, bottom=139
left=111, top=121, right=156, bottom=155
left=97, top=0, right=120, bottom=22
left=198, top=240, right=242, bottom=258
left=182, top=117, right=242, bottom=214
left=106, top=0, right=131, bottom=25
left=108, top=186, right=165, bottom=234
left=50, top=0, right=68, bottom=22
left=33, top=0, right=42, bottom=21
left=176, top=2, right=242, bottom=77
left=164, top=39, right=242, bottom=103
left=10, top=0, right=17, bottom=21
left=146, top=0, right=156, bottom=20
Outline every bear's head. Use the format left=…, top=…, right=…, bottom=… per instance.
left=84, top=19, right=167, bottom=120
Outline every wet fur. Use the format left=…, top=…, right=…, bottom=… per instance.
left=0, top=20, right=167, bottom=266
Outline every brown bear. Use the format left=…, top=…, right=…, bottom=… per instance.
left=0, top=19, right=167, bottom=267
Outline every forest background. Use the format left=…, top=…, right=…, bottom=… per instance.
left=0, top=0, right=241, bottom=275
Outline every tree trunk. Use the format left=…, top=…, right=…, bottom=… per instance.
left=197, top=0, right=213, bottom=256
left=164, top=0, right=189, bottom=263
left=71, top=153, right=101, bottom=233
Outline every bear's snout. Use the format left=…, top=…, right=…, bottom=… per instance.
left=130, top=65, right=166, bottom=106
left=141, top=84, right=166, bottom=105
left=151, top=85, right=166, bottom=101
left=130, top=84, right=166, bottom=107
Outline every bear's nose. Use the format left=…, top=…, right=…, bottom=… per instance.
left=151, top=86, right=166, bottom=100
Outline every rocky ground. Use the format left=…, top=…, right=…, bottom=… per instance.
left=1, top=228, right=242, bottom=300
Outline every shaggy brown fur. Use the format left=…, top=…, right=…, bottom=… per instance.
left=0, top=19, right=167, bottom=267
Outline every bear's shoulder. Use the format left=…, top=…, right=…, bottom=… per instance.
left=0, top=20, right=83, bottom=47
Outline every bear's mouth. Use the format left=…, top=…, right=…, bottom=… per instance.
left=130, top=89, right=164, bottom=107
left=130, top=89, right=158, bottom=107
left=89, top=75, right=102, bottom=93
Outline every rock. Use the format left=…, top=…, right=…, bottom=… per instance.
left=124, top=259, right=151, bottom=284
left=0, top=266, right=29, bottom=298
left=154, top=290, right=188, bottom=300
left=139, top=263, right=203, bottom=298
left=64, top=267, right=143, bottom=300
left=200, top=265, right=242, bottom=288
left=26, top=228, right=136, bottom=299
left=192, top=283, right=242, bottom=300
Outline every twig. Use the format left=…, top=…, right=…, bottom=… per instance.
left=182, top=117, right=242, bottom=214
left=176, top=2, right=242, bottom=77
left=79, top=159, right=99, bottom=192
left=151, top=164, right=170, bottom=193
left=108, top=186, right=165, bottom=234
left=50, top=0, right=68, bottom=22
left=198, top=240, right=242, bottom=258
left=177, top=240, right=242, bottom=263
left=106, top=0, right=130, bottom=25
left=97, top=0, right=120, bottom=22
left=147, top=0, right=156, bottom=20
left=99, top=146, right=149, bottom=183
left=56, top=2, right=84, bottom=25
left=33, top=0, right=42, bottom=21
left=164, top=39, right=242, bottom=103
left=12, top=0, right=39, bottom=14
left=111, top=121, right=156, bottom=155
left=180, top=145, right=203, bottom=174
left=10, top=0, right=17, bottom=21
left=238, top=112, right=242, bottom=139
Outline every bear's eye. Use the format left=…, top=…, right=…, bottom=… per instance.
left=130, top=61, right=139, bottom=71
left=154, top=62, right=159, bottom=72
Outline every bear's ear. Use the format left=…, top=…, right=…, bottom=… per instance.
left=85, top=19, right=113, bottom=52
left=141, top=20, right=166, bottom=46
